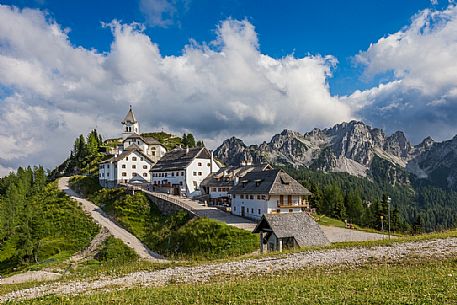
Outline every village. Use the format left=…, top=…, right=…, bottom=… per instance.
left=98, top=107, right=331, bottom=252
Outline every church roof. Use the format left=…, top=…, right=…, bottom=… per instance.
left=122, top=106, right=138, bottom=124
left=100, top=145, right=154, bottom=164
left=124, top=133, right=162, bottom=145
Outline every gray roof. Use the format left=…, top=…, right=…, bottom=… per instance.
left=201, top=164, right=272, bottom=188
left=100, top=146, right=154, bottom=164
left=253, top=213, right=330, bottom=247
left=122, top=106, right=137, bottom=124
left=150, top=147, right=211, bottom=172
left=229, top=169, right=311, bottom=196
left=124, top=133, right=162, bottom=145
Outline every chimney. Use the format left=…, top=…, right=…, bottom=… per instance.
left=186, top=146, right=189, bottom=154
left=210, top=149, right=214, bottom=173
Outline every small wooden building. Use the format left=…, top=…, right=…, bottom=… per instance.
left=253, top=213, right=330, bottom=253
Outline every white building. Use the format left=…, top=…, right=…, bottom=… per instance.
left=99, top=148, right=155, bottom=187
left=150, top=147, right=220, bottom=197
left=200, top=163, right=272, bottom=206
left=99, top=106, right=167, bottom=187
left=230, top=169, right=312, bottom=221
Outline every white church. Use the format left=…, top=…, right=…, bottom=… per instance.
left=99, top=106, right=167, bottom=188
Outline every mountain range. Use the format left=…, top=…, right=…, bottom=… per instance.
left=214, top=120, right=457, bottom=190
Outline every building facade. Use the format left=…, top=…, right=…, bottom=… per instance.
left=150, top=147, right=220, bottom=197
left=99, top=106, right=166, bottom=187
left=200, top=163, right=272, bottom=206
left=230, top=169, right=312, bottom=221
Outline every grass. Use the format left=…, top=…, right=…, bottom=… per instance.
left=69, top=176, right=258, bottom=261
left=0, top=182, right=99, bottom=276
left=15, top=256, right=457, bottom=304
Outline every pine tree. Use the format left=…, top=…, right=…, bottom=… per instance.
left=345, top=191, right=364, bottom=224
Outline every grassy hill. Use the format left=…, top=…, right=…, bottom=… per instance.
left=0, top=168, right=99, bottom=275
left=70, top=176, right=258, bottom=260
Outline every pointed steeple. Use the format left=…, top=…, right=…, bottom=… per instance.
left=122, top=105, right=138, bottom=125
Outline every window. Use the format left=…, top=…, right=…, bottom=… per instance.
left=172, top=172, right=175, bottom=177
left=132, top=173, right=138, bottom=177
left=207, top=163, right=211, bottom=167
left=218, top=188, right=222, bottom=192
left=152, top=152, right=156, bottom=156
left=122, top=164, right=126, bottom=169
left=249, top=195, right=254, bottom=200
left=240, top=194, right=244, bottom=199
left=251, top=208, right=254, bottom=213
left=132, top=157, right=137, bottom=161
left=212, top=187, right=217, bottom=192
left=143, top=173, right=148, bottom=177
left=257, top=195, right=261, bottom=200
left=233, top=195, right=236, bottom=199
left=181, top=172, right=185, bottom=176
left=107, top=164, right=110, bottom=169
left=143, top=165, right=148, bottom=169
left=176, top=172, right=179, bottom=176
left=277, top=209, right=281, bottom=213
left=198, top=172, right=202, bottom=176
left=107, top=173, right=110, bottom=177
left=258, top=209, right=261, bottom=215
left=122, top=172, right=127, bottom=177
left=193, top=172, right=197, bottom=176
left=198, top=162, right=202, bottom=166
left=179, top=182, right=183, bottom=185
left=132, top=165, right=136, bottom=169
left=261, top=195, right=266, bottom=200
left=140, top=157, right=144, bottom=161
left=289, top=209, right=293, bottom=213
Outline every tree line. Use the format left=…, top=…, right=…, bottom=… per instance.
left=285, top=166, right=457, bottom=233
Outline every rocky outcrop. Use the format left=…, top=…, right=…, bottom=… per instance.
left=214, top=121, right=457, bottom=188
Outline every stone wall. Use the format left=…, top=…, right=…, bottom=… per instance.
left=146, top=193, right=196, bottom=218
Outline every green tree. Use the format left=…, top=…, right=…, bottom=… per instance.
left=345, top=191, right=364, bottom=224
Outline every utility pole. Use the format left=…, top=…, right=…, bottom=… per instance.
left=388, top=196, right=392, bottom=240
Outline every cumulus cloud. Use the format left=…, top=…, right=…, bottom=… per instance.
left=0, top=5, right=352, bottom=175
left=348, top=4, right=457, bottom=142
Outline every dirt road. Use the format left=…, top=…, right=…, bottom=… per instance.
left=58, top=177, right=166, bottom=262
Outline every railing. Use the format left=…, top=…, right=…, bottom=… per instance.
left=119, top=182, right=198, bottom=216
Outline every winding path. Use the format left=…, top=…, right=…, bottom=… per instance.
left=2, top=237, right=457, bottom=301
left=58, top=177, right=166, bottom=262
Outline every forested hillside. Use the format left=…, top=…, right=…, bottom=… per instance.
left=0, top=167, right=99, bottom=273
left=285, top=166, right=457, bottom=232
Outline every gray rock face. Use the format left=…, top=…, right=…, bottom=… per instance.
left=214, top=121, right=457, bottom=186
left=407, top=135, right=457, bottom=189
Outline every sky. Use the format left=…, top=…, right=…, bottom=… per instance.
left=1, top=0, right=457, bottom=176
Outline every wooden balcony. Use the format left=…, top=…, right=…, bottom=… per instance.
left=277, top=204, right=309, bottom=209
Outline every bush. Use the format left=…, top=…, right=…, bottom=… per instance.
left=70, top=175, right=101, bottom=197
left=96, top=236, right=138, bottom=264
left=159, top=218, right=258, bottom=260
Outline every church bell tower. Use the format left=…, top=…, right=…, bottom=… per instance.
left=122, top=105, right=140, bottom=140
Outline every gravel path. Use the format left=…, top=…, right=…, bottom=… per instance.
left=320, top=225, right=388, bottom=242
left=58, top=178, right=166, bottom=262
left=2, top=237, right=457, bottom=302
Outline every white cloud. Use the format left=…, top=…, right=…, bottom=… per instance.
left=139, top=0, right=186, bottom=27
left=349, top=4, right=457, bottom=142
left=0, top=6, right=352, bottom=176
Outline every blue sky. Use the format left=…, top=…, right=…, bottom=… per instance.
left=1, top=0, right=445, bottom=95
left=1, top=0, right=457, bottom=174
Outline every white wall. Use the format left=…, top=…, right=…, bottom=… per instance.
left=185, top=158, right=219, bottom=197
left=231, top=194, right=307, bottom=220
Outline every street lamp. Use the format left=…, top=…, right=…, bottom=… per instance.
left=387, top=196, right=392, bottom=240
left=380, top=215, right=384, bottom=233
